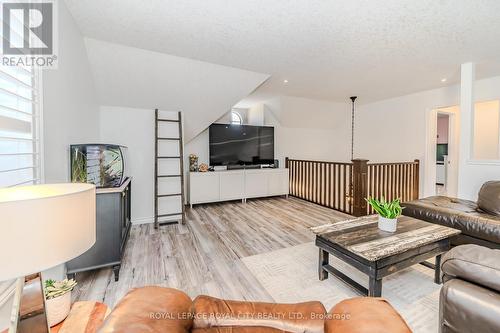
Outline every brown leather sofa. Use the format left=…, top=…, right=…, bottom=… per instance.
left=403, top=181, right=500, bottom=249
left=440, top=244, right=500, bottom=333
left=97, top=286, right=412, bottom=332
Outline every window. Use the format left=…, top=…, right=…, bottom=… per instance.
left=472, top=100, right=500, bottom=160
left=231, top=111, right=242, bottom=125
left=0, top=65, right=42, bottom=187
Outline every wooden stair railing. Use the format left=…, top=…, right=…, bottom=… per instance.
left=286, top=158, right=419, bottom=216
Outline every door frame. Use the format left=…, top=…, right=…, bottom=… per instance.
left=425, top=106, right=459, bottom=197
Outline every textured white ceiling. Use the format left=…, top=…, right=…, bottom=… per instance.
left=65, top=0, right=500, bottom=103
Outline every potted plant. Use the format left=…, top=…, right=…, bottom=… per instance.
left=365, top=197, right=403, bottom=232
left=44, top=278, right=77, bottom=327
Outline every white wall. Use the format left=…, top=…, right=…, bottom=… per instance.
left=43, top=1, right=100, bottom=183
left=248, top=104, right=265, bottom=125
left=99, top=106, right=161, bottom=224
left=265, top=96, right=352, bottom=163
left=357, top=75, right=500, bottom=199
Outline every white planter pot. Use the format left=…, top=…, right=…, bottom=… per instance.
left=46, top=291, right=71, bottom=327
left=378, top=216, right=398, bottom=232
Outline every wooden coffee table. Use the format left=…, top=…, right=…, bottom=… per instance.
left=312, top=215, right=461, bottom=297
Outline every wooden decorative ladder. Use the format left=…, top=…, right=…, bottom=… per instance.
left=154, top=109, right=185, bottom=228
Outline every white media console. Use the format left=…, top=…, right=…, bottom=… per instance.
left=189, top=168, right=289, bottom=207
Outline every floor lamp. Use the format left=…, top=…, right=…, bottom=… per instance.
left=0, top=184, right=96, bottom=333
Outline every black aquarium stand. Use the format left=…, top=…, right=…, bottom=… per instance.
left=66, top=178, right=132, bottom=281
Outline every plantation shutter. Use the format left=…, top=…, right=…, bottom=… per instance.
left=0, top=64, right=42, bottom=187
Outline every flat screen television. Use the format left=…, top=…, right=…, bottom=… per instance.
left=209, top=123, right=274, bottom=166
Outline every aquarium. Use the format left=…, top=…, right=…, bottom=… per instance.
left=70, top=144, right=128, bottom=188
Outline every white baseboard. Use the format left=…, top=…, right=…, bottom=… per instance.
left=131, top=216, right=182, bottom=225
left=131, top=217, right=154, bottom=225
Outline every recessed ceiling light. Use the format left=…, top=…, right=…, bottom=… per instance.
left=441, top=78, right=447, bottom=82
left=283, top=79, right=289, bottom=84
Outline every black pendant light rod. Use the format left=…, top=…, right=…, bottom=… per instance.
left=350, top=96, right=357, bottom=161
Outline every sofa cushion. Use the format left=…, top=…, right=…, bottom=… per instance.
left=477, top=181, right=500, bottom=216
left=98, top=286, right=193, bottom=333
left=403, top=196, right=500, bottom=244
left=441, top=244, right=500, bottom=293
left=192, top=295, right=325, bottom=333
left=325, top=297, right=411, bottom=333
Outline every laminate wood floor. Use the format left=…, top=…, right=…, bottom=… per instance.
left=72, top=196, right=351, bottom=308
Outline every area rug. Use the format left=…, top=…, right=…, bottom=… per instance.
left=242, top=242, right=440, bottom=333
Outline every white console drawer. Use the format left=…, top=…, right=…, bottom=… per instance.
left=268, top=169, right=289, bottom=195
left=220, top=171, right=245, bottom=200
left=245, top=171, right=269, bottom=198
left=190, top=173, right=220, bottom=203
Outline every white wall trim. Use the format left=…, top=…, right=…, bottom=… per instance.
left=131, top=216, right=182, bottom=225
left=131, top=217, right=154, bottom=225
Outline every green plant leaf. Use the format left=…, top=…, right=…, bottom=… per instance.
left=365, top=197, right=403, bottom=218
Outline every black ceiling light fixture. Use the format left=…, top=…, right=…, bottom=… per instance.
left=350, top=96, right=357, bottom=161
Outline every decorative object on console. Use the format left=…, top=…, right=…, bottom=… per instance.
left=366, top=197, right=402, bottom=232
left=70, top=144, right=128, bottom=188
left=44, top=279, right=77, bottom=327
left=0, top=183, right=96, bottom=333
left=189, top=154, right=198, bottom=172
left=198, top=163, right=209, bottom=172
left=213, top=165, right=227, bottom=171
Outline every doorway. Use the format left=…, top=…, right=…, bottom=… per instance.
left=436, top=114, right=450, bottom=195
left=425, top=106, right=459, bottom=197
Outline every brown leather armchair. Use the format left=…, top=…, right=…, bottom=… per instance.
left=440, top=244, right=500, bottom=333
left=97, top=286, right=412, bottom=333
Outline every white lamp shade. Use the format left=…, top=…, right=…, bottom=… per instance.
left=0, top=183, right=96, bottom=281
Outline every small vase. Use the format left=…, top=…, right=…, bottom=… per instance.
left=378, top=216, right=398, bottom=232
left=46, top=291, right=71, bottom=327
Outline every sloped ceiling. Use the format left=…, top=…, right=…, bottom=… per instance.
left=84, top=38, right=269, bottom=141
left=67, top=0, right=500, bottom=104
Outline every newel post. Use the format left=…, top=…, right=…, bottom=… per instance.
left=351, top=159, right=369, bottom=217
left=285, top=157, right=289, bottom=168
left=413, top=159, right=420, bottom=200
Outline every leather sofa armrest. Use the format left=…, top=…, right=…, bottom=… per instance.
left=98, top=286, right=193, bottom=333
left=192, top=295, right=326, bottom=333
left=441, top=244, right=500, bottom=292
left=325, top=297, right=411, bottom=333
left=440, top=279, right=500, bottom=333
